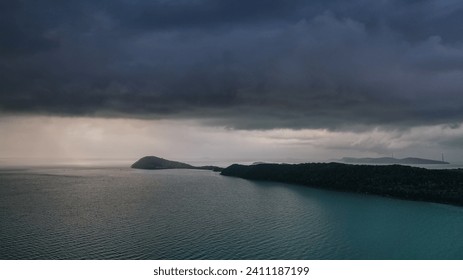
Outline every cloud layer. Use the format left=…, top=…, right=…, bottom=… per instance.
left=2, top=116, right=463, bottom=165
left=1, top=0, right=463, bottom=130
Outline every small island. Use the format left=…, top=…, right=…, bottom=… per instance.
left=131, top=156, right=223, bottom=171
left=221, top=162, right=463, bottom=206
left=339, top=157, right=449, bottom=164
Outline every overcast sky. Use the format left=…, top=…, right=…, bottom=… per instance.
left=1, top=0, right=463, bottom=165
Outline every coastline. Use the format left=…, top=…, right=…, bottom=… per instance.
left=221, top=162, right=463, bottom=207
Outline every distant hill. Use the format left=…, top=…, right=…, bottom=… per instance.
left=340, top=157, right=448, bottom=164
left=131, top=156, right=223, bottom=171
left=252, top=161, right=270, bottom=165
left=221, top=162, right=463, bottom=206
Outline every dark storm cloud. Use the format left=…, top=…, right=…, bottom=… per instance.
left=114, top=0, right=309, bottom=30
left=1, top=0, right=463, bottom=130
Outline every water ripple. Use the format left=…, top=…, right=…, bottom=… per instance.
left=2, top=168, right=463, bottom=259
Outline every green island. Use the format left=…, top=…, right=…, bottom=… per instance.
left=220, top=163, right=463, bottom=206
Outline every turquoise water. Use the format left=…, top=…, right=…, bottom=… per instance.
left=1, top=167, right=463, bottom=259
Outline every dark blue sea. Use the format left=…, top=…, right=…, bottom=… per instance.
left=1, top=167, right=463, bottom=259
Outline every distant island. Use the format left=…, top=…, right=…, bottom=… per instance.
left=131, top=156, right=223, bottom=171
left=221, top=163, right=463, bottom=206
left=339, top=157, right=449, bottom=164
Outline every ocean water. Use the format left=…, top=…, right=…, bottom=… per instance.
left=1, top=167, right=463, bottom=259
